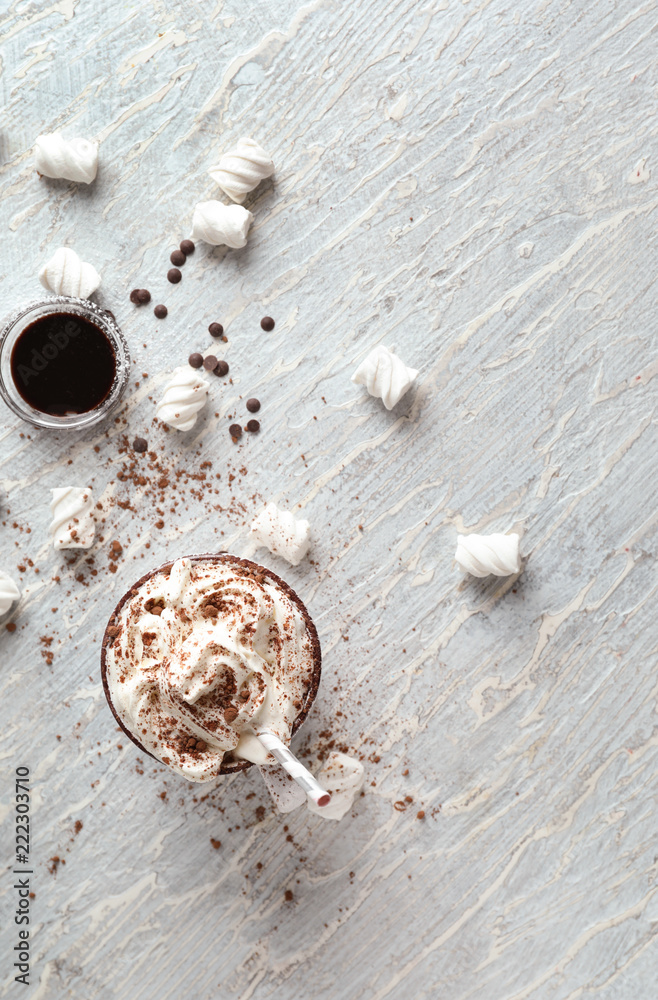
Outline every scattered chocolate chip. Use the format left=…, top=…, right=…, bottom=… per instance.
left=196, top=740, right=207, bottom=751
left=170, top=249, right=186, bottom=267
left=105, top=625, right=119, bottom=637
left=224, top=706, right=239, bottom=723
left=416, top=810, right=425, bottom=820
left=246, top=398, right=261, bottom=413
left=239, top=689, right=250, bottom=701
left=154, top=304, right=168, bottom=318
left=229, top=423, right=242, bottom=440
left=214, top=360, right=229, bottom=377
left=208, top=322, right=224, bottom=338
left=110, top=540, right=123, bottom=556
left=210, top=837, right=221, bottom=849
left=6, top=622, right=16, bottom=633
left=188, top=353, right=204, bottom=369
left=129, top=289, right=141, bottom=304
left=150, top=605, right=163, bottom=617
left=203, top=355, right=218, bottom=372
left=246, top=419, right=260, bottom=433
left=167, top=268, right=182, bottom=284
left=133, top=437, right=148, bottom=452
left=180, top=239, right=195, bottom=255
left=284, top=889, right=294, bottom=902
left=131, top=289, right=151, bottom=304
left=260, top=316, right=275, bottom=331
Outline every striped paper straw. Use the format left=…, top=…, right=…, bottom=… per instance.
left=256, top=730, right=331, bottom=807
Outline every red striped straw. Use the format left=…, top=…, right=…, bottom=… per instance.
left=256, top=730, right=331, bottom=807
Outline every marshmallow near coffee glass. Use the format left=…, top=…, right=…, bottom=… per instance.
left=100, top=553, right=322, bottom=781
left=0, top=297, right=130, bottom=429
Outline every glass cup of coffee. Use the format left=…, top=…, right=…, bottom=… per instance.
left=0, top=296, right=130, bottom=429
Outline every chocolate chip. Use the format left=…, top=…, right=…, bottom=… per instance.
left=170, top=249, right=186, bottom=266
left=208, top=322, right=224, bottom=338
left=167, top=268, right=182, bottom=284
left=129, top=289, right=141, bottom=304
left=150, top=605, right=163, bottom=616
left=189, top=353, right=204, bottom=369
left=133, top=437, right=148, bottom=452
left=239, top=689, right=250, bottom=701
left=246, top=398, right=260, bottom=413
left=131, top=288, right=151, bottom=304
left=246, top=419, right=260, bottom=433
left=214, top=360, right=229, bottom=377
left=110, top=540, right=123, bottom=555
left=260, top=316, right=275, bottom=331
left=203, top=355, right=218, bottom=372
left=105, top=625, right=120, bottom=637
left=224, top=706, right=239, bottom=723
left=180, top=239, right=195, bottom=255
left=154, top=304, right=168, bottom=318
left=196, top=740, right=206, bottom=751
left=229, top=423, right=242, bottom=440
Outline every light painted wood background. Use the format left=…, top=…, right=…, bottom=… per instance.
left=1, top=1, right=657, bottom=997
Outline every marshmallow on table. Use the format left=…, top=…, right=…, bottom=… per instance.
left=0, top=571, right=21, bottom=616
left=50, top=487, right=95, bottom=550
left=208, top=137, right=275, bottom=203
left=307, top=752, right=365, bottom=820
left=34, top=133, right=98, bottom=184
left=455, top=532, right=521, bottom=578
left=258, top=764, right=308, bottom=814
left=191, top=201, right=253, bottom=248
left=156, top=366, right=209, bottom=431
left=250, top=502, right=311, bottom=566
left=352, top=345, right=418, bottom=410
left=39, top=247, right=101, bottom=299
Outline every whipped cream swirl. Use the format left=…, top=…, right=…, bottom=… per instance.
left=191, top=201, right=253, bottom=248
left=34, top=133, right=98, bottom=184
left=208, top=137, right=274, bottom=203
left=104, top=557, right=316, bottom=782
left=39, top=247, right=101, bottom=299
left=156, top=366, right=209, bottom=431
left=49, top=487, right=95, bottom=550
left=455, top=532, right=521, bottom=578
left=352, top=345, right=418, bottom=409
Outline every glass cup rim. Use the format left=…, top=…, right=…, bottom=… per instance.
left=0, top=295, right=130, bottom=430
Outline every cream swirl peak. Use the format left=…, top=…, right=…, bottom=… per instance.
left=103, top=557, right=318, bottom=782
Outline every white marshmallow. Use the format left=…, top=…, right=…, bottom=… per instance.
left=455, top=533, right=521, bottom=578
left=352, top=345, right=418, bottom=409
left=50, top=487, right=95, bottom=550
left=191, top=201, right=253, bottom=248
left=39, top=247, right=101, bottom=299
left=34, top=133, right=98, bottom=184
left=156, top=366, right=209, bottom=432
left=307, top=753, right=365, bottom=820
left=250, top=502, right=311, bottom=566
left=208, top=137, right=274, bottom=203
left=0, top=571, right=21, bottom=616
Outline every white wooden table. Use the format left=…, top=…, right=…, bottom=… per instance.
left=1, top=2, right=657, bottom=997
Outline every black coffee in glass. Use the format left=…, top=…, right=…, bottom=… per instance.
left=10, top=312, right=116, bottom=416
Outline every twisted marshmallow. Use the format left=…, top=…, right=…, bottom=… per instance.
left=50, top=487, right=95, bottom=550
left=191, top=201, right=253, bottom=248
left=352, top=345, right=418, bottom=409
left=455, top=533, right=521, bottom=578
left=156, top=366, right=209, bottom=431
left=0, top=571, right=21, bottom=616
left=39, top=247, right=101, bottom=299
left=250, top=502, right=311, bottom=566
left=307, top=753, right=365, bottom=820
left=208, top=137, right=275, bottom=203
left=34, top=133, right=98, bottom=184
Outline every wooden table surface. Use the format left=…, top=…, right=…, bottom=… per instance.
left=1, top=2, right=657, bottom=998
